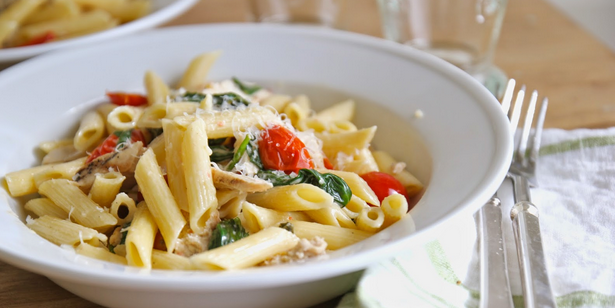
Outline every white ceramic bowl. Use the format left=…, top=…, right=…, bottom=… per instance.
left=0, top=24, right=512, bottom=308
left=0, top=0, right=198, bottom=65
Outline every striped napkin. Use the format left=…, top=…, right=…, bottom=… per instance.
left=337, top=127, right=615, bottom=308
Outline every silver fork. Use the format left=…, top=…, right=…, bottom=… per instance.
left=506, top=82, right=557, bottom=308
left=476, top=79, right=516, bottom=308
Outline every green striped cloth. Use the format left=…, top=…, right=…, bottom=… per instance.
left=337, top=128, right=615, bottom=308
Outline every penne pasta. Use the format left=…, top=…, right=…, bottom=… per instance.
left=76, top=243, right=127, bottom=265
left=292, top=221, right=372, bottom=250
left=246, top=184, right=334, bottom=212
left=305, top=203, right=356, bottom=229
left=134, top=148, right=186, bottom=252
left=162, top=119, right=188, bottom=212
left=177, top=51, right=222, bottom=91
left=319, top=169, right=379, bottom=206
left=191, top=227, right=299, bottom=270
left=106, top=105, right=143, bottom=132
left=240, top=201, right=289, bottom=233
left=174, top=105, right=282, bottom=139
left=380, top=193, right=409, bottom=229
left=0, top=0, right=45, bottom=24
left=144, top=70, right=169, bottom=105
left=88, top=171, right=125, bottom=208
left=315, top=99, right=355, bottom=122
left=152, top=249, right=192, bottom=270
left=182, top=118, right=218, bottom=234
left=138, top=102, right=198, bottom=128
left=24, top=198, right=68, bottom=219
left=38, top=179, right=117, bottom=232
left=317, top=126, right=376, bottom=158
left=125, top=203, right=158, bottom=269
left=27, top=215, right=102, bottom=246
left=109, top=192, right=137, bottom=225
left=356, top=207, right=385, bottom=233
left=73, top=110, right=105, bottom=151
left=32, top=157, right=87, bottom=189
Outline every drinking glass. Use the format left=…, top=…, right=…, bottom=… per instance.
left=378, top=0, right=508, bottom=96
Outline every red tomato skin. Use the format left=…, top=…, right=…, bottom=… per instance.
left=258, top=125, right=314, bottom=174
left=360, top=171, right=409, bottom=206
left=19, top=31, right=55, bottom=46
left=106, top=92, right=149, bottom=106
left=86, top=129, right=147, bottom=163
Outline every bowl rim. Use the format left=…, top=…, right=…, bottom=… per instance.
left=0, top=23, right=512, bottom=290
left=0, top=0, right=199, bottom=63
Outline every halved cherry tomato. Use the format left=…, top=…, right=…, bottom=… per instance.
left=360, top=171, right=409, bottom=206
left=86, top=129, right=147, bottom=163
left=106, top=92, right=148, bottom=106
left=258, top=125, right=314, bottom=174
left=19, top=31, right=55, bottom=47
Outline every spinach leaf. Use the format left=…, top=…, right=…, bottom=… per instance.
left=245, top=137, right=263, bottom=169
left=232, top=77, right=262, bottom=95
left=258, top=169, right=352, bottom=207
left=208, top=137, right=228, bottom=146
left=212, top=93, right=250, bottom=108
left=181, top=92, right=206, bottom=102
left=180, top=92, right=250, bottom=109
left=226, top=135, right=250, bottom=171
left=279, top=222, right=294, bottom=233
left=210, top=145, right=235, bottom=162
left=208, top=217, right=249, bottom=250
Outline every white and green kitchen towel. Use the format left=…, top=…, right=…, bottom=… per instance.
left=338, top=127, right=615, bottom=308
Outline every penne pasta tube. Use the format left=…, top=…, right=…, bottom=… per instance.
left=162, top=119, right=188, bottom=212
left=144, top=70, right=169, bottom=105
left=0, top=0, right=45, bottom=24
left=152, top=249, right=192, bottom=270
left=356, top=207, right=385, bottom=233
left=317, top=126, right=376, bottom=158
left=103, top=0, right=150, bottom=23
left=305, top=204, right=356, bottom=229
left=88, top=171, right=125, bottom=208
left=74, top=110, right=105, bottom=151
left=76, top=243, right=127, bottom=265
left=134, top=148, right=186, bottom=252
left=191, top=227, right=300, bottom=270
left=32, top=157, right=87, bottom=189
left=216, top=189, right=241, bottom=207
left=342, top=195, right=370, bottom=220
left=332, top=148, right=379, bottom=174
left=218, top=193, right=246, bottom=219
left=380, top=193, right=409, bottom=228
left=240, top=201, right=289, bottom=233
left=283, top=101, right=310, bottom=127
left=125, top=203, right=158, bottom=269
left=260, top=94, right=291, bottom=112
left=27, top=215, right=101, bottom=246
left=18, top=9, right=115, bottom=41
left=246, top=184, right=334, bottom=212
left=106, top=105, right=143, bottom=132
left=0, top=21, right=18, bottom=47
left=316, top=99, right=355, bottom=122
left=109, top=192, right=137, bottom=225
left=174, top=106, right=282, bottom=139
left=372, top=150, right=424, bottom=197
left=137, top=102, right=198, bottom=128
left=292, top=221, right=372, bottom=250
left=24, top=198, right=68, bottom=219
left=23, top=0, right=80, bottom=25
left=147, top=133, right=166, bottom=166
left=182, top=118, right=218, bottom=234
left=177, top=51, right=222, bottom=91
left=38, top=179, right=117, bottom=232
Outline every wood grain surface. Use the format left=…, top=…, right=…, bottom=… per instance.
left=2, top=0, right=614, bottom=307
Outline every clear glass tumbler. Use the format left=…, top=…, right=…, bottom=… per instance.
left=378, top=0, right=508, bottom=95
left=249, top=0, right=341, bottom=27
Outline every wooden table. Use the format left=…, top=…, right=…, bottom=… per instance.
left=2, top=0, right=614, bottom=307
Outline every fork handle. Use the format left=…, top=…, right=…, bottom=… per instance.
left=477, top=196, right=515, bottom=308
left=511, top=201, right=557, bottom=308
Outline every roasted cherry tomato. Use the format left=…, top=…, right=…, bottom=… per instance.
left=106, top=92, right=149, bottom=106
left=360, top=171, right=409, bottom=205
left=86, top=129, right=147, bottom=163
left=258, top=125, right=314, bottom=174
left=19, top=31, right=55, bottom=46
